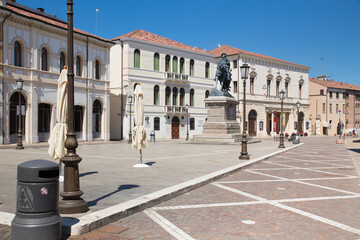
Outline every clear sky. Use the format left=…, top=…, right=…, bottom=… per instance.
left=17, top=0, right=360, bottom=85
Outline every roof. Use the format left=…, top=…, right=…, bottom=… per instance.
left=5, top=0, right=112, bottom=43
left=208, top=45, right=309, bottom=69
left=310, top=77, right=360, bottom=91
left=111, top=29, right=212, bottom=55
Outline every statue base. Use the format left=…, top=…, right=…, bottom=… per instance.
left=193, top=95, right=241, bottom=144
left=210, top=88, right=233, bottom=98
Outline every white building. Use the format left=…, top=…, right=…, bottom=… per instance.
left=110, top=30, right=216, bottom=140
left=209, top=45, right=310, bottom=137
left=0, top=0, right=113, bottom=144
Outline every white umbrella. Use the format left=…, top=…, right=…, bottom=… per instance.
left=132, top=83, right=148, bottom=168
left=48, top=69, right=68, bottom=178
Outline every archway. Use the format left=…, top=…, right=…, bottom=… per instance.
left=9, top=92, right=26, bottom=143
left=38, top=103, right=51, bottom=142
left=75, top=105, right=84, bottom=139
left=298, top=112, right=304, bottom=133
left=248, top=110, right=257, bottom=136
left=93, top=99, right=102, bottom=139
left=172, top=116, right=180, bottom=139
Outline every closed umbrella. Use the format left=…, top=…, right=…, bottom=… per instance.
left=48, top=68, right=68, bottom=178
left=132, top=83, right=148, bottom=168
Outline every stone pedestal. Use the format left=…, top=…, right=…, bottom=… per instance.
left=193, top=96, right=241, bottom=144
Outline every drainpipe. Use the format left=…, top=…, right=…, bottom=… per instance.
left=86, top=35, right=89, bottom=141
left=120, top=40, right=124, bottom=140
left=2, top=13, right=11, bottom=144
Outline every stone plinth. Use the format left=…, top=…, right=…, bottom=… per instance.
left=193, top=96, right=241, bottom=144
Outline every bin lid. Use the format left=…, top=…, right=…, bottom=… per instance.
left=17, top=160, right=59, bottom=182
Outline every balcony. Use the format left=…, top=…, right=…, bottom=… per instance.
left=164, top=72, right=189, bottom=84
left=164, top=105, right=188, bottom=115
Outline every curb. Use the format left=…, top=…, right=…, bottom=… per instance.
left=62, top=142, right=304, bottom=236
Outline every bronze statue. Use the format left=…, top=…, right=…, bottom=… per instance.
left=211, top=53, right=233, bottom=97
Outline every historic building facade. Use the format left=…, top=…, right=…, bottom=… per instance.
left=0, top=0, right=113, bottom=144
left=209, top=45, right=311, bottom=137
left=109, top=30, right=215, bottom=140
left=309, top=76, right=360, bottom=136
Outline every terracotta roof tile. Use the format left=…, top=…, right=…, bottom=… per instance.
left=6, top=1, right=112, bottom=43
left=208, top=45, right=309, bottom=69
left=310, top=77, right=360, bottom=91
left=111, top=29, right=212, bottom=55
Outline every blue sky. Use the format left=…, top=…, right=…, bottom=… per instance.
left=17, top=0, right=360, bottom=85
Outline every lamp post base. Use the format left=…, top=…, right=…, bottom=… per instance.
left=16, top=145, right=24, bottom=150
left=128, top=133, right=132, bottom=144
left=279, top=133, right=285, bottom=148
left=59, top=198, right=88, bottom=214
left=239, top=134, right=250, bottom=160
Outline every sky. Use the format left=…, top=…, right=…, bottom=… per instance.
left=17, top=0, right=360, bottom=85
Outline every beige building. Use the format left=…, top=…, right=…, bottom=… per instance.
left=309, top=76, right=360, bottom=136
left=209, top=45, right=310, bottom=137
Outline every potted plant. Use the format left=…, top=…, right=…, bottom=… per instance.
left=304, top=132, right=308, bottom=136
left=300, top=132, right=303, bottom=137
left=285, top=133, right=289, bottom=138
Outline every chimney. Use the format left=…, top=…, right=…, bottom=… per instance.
left=317, top=75, right=326, bottom=81
left=37, top=8, right=44, bottom=13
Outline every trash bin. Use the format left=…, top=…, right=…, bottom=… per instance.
left=150, top=130, right=155, bottom=143
left=292, top=134, right=300, bottom=144
left=11, top=160, right=61, bottom=240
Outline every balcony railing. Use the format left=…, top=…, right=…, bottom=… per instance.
left=164, top=72, right=189, bottom=82
left=164, top=105, right=188, bottom=114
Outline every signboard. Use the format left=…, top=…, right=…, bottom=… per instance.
left=259, top=121, right=263, bottom=131
left=273, top=111, right=277, bottom=132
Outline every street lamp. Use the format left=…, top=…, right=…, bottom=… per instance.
left=16, top=77, right=24, bottom=150
left=185, top=104, right=189, bottom=141
left=59, top=0, right=88, bottom=214
left=294, top=101, right=301, bottom=144
left=239, top=63, right=250, bottom=160
left=128, top=94, right=133, bottom=143
left=279, top=89, right=285, bottom=148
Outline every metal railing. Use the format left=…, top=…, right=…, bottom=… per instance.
left=164, top=72, right=189, bottom=82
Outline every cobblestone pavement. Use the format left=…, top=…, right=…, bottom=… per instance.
left=70, top=137, right=360, bottom=239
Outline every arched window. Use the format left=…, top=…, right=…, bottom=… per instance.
left=134, top=49, right=140, bottom=68
left=154, top=53, right=160, bottom=71
left=74, top=105, right=83, bottom=133
left=76, top=55, right=82, bottom=76
left=173, top=56, right=178, bottom=73
left=14, top=41, right=21, bottom=67
left=154, top=117, right=160, bottom=131
left=93, top=99, right=102, bottom=138
left=190, top=118, right=195, bottom=130
left=41, top=47, right=48, bottom=71
left=95, top=59, right=100, bottom=79
left=153, top=85, right=159, bottom=105
left=190, top=88, right=195, bottom=106
left=205, top=90, right=209, bottom=99
left=38, top=103, right=51, bottom=141
left=172, top=87, right=178, bottom=106
left=190, top=59, right=194, bottom=76
left=165, top=55, right=170, bottom=72
left=180, top=88, right=185, bottom=106
left=165, top=86, right=171, bottom=105
left=205, top=62, right=210, bottom=78
left=180, top=57, right=185, bottom=74
left=60, top=52, right=66, bottom=72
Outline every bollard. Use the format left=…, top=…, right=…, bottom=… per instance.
left=150, top=130, right=155, bottom=143
left=11, top=160, right=61, bottom=240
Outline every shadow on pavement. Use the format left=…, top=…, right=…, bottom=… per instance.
left=352, top=140, right=360, bottom=143
left=145, top=161, right=156, bottom=166
left=87, top=184, right=140, bottom=207
left=79, top=171, right=98, bottom=178
left=348, top=148, right=360, bottom=154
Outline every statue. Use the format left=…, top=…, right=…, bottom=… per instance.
left=211, top=53, right=233, bottom=97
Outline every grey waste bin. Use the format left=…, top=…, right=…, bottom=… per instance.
left=293, top=134, right=300, bottom=144
left=150, top=130, right=155, bottom=142
left=11, top=160, right=61, bottom=240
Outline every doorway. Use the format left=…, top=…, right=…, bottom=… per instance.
left=172, top=116, right=180, bottom=139
left=298, top=112, right=304, bottom=133
left=9, top=92, right=26, bottom=143
left=248, top=110, right=257, bottom=136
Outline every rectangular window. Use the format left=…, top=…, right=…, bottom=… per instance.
left=343, top=104, right=345, bottom=114
left=320, top=89, right=324, bottom=95
left=329, top=92, right=333, bottom=98
left=154, top=117, right=160, bottom=131
left=285, top=82, right=289, bottom=97
left=250, top=77, right=254, bottom=94
left=233, top=81, right=238, bottom=93
left=336, top=104, right=339, bottom=113
left=190, top=118, right=195, bottom=130
left=329, top=103, right=332, bottom=114
left=323, top=103, right=326, bottom=113
left=276, top=81, right=280, bottom=97
left=233, top=60, right=237, bottom=69
left=267, top=79, right=271, bottom=96
left=336, top=92, right=339, bottom=99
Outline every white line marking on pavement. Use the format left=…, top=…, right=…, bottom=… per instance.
left=0, top=212, right=14, bottom=225
left=216, top=176, right=357, bottom=184
left=241, top=220, right=256, bottom=224
left=213, top=183, right=360, bottom=235
left=144, top=209, right=195, bottom=240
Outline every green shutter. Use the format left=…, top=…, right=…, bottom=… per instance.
left=134, top=50, right=140, bottom=68
left=154, top=54, right=159, bottom=71
left=173, top=58, right=178, bottom=73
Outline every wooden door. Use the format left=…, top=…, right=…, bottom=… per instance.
left=172, top=117, right=180, bottom=139
left=249, top=118, right=256, bottom=136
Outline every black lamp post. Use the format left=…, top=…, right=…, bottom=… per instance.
left=239, top=63, right=250, bottom=160
left=16, top=77, right=24, bottom=150
left=59, top=0, right=88, bottom=214
left=128, top=94, right=133, bottom=143
left=294, top=101, right=301, bottom=144
left=185, top=104, right=189, bottom=141
left=279, top=89, right=285, bottom=148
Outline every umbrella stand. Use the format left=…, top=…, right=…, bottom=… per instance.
left=133, top=148, right=149, bottom=168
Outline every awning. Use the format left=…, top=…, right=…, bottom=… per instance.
left=322, top=121, right=329, bottom=127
